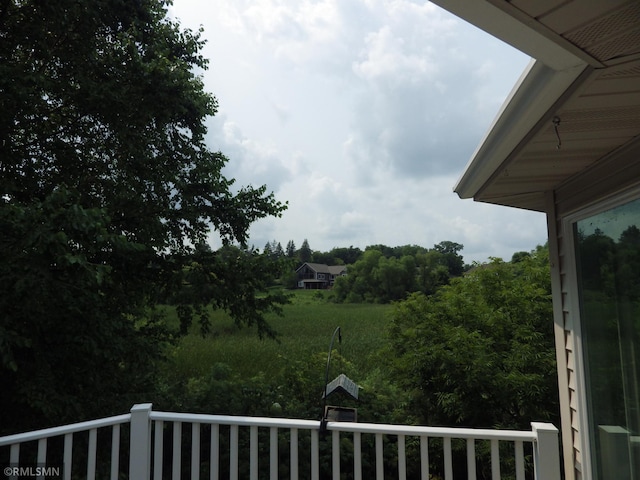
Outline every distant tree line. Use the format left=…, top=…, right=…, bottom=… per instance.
left=259, top=239, right=466, bottom=302
left=332, top=241, right=465, bottom=303
left=262, top=238, right=363, bottom=266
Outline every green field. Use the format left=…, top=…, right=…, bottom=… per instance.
left=165, top=290, right=393, bottom=382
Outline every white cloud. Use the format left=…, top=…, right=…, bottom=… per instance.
left=172, top=0, right=545, bottom=264
left=353, top=25, right=436, bottom=84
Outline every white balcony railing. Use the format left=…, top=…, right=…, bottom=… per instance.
left=0, top=403, right=561, bottom=479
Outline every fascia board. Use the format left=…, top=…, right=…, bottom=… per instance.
left=454, top=59, right=589, bottom=199
left=429, top=0, right=591, bottom=70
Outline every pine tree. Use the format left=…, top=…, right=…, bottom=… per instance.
left=299, top=239, right=312, bottom=263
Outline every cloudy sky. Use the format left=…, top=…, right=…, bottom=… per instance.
left=169, top=0, right=548, bottom=264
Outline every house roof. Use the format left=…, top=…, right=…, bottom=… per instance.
left=432, top=0, right=640, bottom=212
left=296, top=262, right=347, bottom=275
left=327, top=265, right=347, bottom=275
left=296, top=262, right=331, bottom=274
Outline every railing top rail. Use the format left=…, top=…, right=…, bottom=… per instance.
left=150, top=410, right=540, bottom=442
left=150, top=411, right=320, bottom=429
left=328, top=421, right=538, bottom=442
left=0, top=407, right=549, bottom=448
left=0, top=413, right=131, bottom=447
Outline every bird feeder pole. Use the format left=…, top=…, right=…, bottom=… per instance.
left=321, top=326, right=342, bottom=431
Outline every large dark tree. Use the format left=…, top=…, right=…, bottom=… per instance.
left=0, top=0, right=286, bottom=431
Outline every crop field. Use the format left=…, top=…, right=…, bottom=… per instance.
left=165, top=290, right=393, bottom=382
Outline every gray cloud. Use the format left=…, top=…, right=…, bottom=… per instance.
left=205, top=115, right=294, bottom=193
left=346, top=82, right=482, bottom=180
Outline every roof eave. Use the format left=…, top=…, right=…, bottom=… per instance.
left=453, top=59, right=589, bottom=201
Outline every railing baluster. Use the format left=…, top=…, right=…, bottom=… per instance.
left=270, top=427, right=278, bottom=480
left=110, top=424, right=120, bottom=480
left=191, top=423, right=200, bottom=480
left=290, top=428, right=298, bottom=480
left=154, top=420, right=164, bottom=480
left=87, top=428, right=97, bottom=480
left=467, top=438, right=476, bottom=480
left=332, top=430, right=340, bottom=480
left=515, top=440, right=525, bottom=480
left=420, top=436, right=429, bottom=480
left=37, top=438, right=47, bottom=464
left=353, top=431, right=362, bottom=480
left=172, top=422, right=182, bottom=480
left=35, top=438, right=46, bottom=480
left=210, top=424, right=219, bottom=480
left=250, top=426, right=258, bottom=479
left=310, top=429, right=319, bottom=480
left=63, top=434, right=72, bottom=480
left=491, top=439, right=500, bottom=480
left=398, top=434, right=406, bottom=480
left=375, top=433, right=383, bottom=480
left=443, top=437, right=452, bottom=480
left=9, top=443, right=19, bottom=464
left=229, top=425, right=239, bottom=480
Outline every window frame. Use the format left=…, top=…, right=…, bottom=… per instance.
left=562, top=184, right=640, bottom=480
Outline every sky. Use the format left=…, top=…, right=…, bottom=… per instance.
left=168, top=0, right=548, bottom=264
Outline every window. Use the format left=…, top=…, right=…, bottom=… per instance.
left=573, top=195, right=640, bottom=479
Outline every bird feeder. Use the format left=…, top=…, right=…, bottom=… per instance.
left=320, top=327, right=359, bottom=431
left=323, top=373, right=359, bottom=400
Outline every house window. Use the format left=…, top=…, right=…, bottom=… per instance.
left=573, top=195, right=640, bottom=479
left=318, top=273, right=325, bottom=280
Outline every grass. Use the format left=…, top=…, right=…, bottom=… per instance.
left=164, top=290, right=393, bottom=381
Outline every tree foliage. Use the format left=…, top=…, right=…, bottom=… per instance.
left=332, top=242, right=465, bottom=303
left=387, top=245, right=558, bottom=430
left=298, top=239, right=312, bottom=263
left=285, top=240, right=296, bottom=258
left=0, top=0, right=286, bottom=431
left=171, top=244, right=291, bottom=339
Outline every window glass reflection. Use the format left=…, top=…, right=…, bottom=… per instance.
left=575, top=197, right=640, bottom=479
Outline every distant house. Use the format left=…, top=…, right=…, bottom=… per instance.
left=296, top=262, right=347, bottom=289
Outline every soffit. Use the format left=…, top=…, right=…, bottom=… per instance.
left=444, top=0, right=640, bottom=212
left=477, top=58, right=640, bottom=211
